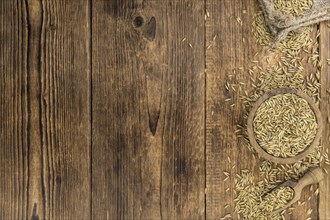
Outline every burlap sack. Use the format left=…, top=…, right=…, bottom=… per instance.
left=258, top=0, right=330, bottom=41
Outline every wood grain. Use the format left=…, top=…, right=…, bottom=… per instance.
left=0, top=0, right=91, bottom=219
left=319, top=20, right=330, bottom=220
left=1, top=0, right=330, bottom=219
left=0, top=0, right=28, bottom=219
left=205, top=1, right=260, bottom=218
left=92, top=0, right=205, bottom=219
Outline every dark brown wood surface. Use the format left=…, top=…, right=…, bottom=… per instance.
left=0, top=0, right=329, bottom=219
left=0, top=0, right=91, bottom=219
left=91, top=1, right=205, bottom=219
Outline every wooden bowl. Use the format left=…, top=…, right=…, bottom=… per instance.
left=247, top=87, right=323, bottom=164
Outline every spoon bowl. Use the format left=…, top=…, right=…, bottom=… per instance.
left=265, top=167, right=325, bottom=214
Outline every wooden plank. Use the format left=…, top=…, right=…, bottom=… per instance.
left=38, top=1, right=91, bottom=219
left=92, top=0, right=205, bottom=219
left=0, top=0, right=91, bottom=219
left=319, top=21, right=330, bottom=220
left=205, top=1, right=260, bottom=218
left=206, top=0, right=320, bottom=219
left=0, top=0, right=28, bottom=219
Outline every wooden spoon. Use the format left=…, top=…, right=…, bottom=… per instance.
left=266, top=167, right=325, bottom=214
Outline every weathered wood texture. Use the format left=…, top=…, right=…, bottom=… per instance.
left=92, top=0, right=205, bottom=219
left=1, top=0, right=330, bottom=219
left=0, top=0, right=28, bottom=219
left=206, top=0, right=321, bottom=219
left=0, top=0, right=91, bottom=219
left=320, top=21, right=330, bottom=220
left=205, top=1, right=260, bottom=218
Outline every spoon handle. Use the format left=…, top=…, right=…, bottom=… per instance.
left=296, top=167, right=324, bottom=191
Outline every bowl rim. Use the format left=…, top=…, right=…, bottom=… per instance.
left=247, top=87, right=323, bottom=164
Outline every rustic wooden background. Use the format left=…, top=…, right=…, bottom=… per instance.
left=0, top=0, right=329, bottom=219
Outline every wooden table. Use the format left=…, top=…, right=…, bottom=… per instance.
left=0, top=0, right=329, bottom=219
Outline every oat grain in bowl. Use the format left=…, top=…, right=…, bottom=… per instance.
left=253, top=93, right=318, bottom=158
